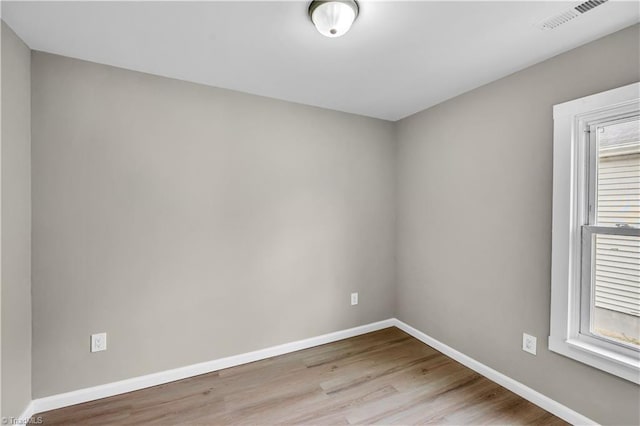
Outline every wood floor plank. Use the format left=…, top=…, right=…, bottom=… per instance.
left=34, top=327, right=568, bottom=425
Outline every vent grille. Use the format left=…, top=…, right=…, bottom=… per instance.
left=537, top=0, right=609, bottom=30
left=575, top=0, right=608, bottom=14
left=539, top=10, right=581, bottom=30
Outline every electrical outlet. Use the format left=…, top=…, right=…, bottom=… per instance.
left=522, top=333, right=536, bottom=355
left=91, top=332, right=107, bottom=352
left=351, top=292, right=358, bottom=306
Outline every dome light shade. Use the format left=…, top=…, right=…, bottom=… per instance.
left=309, top=0, right=359, bottom=38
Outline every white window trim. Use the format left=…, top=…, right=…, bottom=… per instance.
left=550, top=82, right=640, bottom=384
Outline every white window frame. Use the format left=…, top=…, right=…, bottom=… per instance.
left=550, top=82, right=640, bottom=384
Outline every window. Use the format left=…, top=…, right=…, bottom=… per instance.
left=550, top=83, right=640, bottom=383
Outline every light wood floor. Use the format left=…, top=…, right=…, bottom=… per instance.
left=35, top=327, right=567, bottom=425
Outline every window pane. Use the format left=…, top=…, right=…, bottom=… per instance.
left=593, top=233, right=640, bottom=348
left=595, top=117, right=640, bottom=227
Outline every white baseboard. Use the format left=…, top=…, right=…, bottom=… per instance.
left=28, top=317, right=595, bottom=426
left=31, top=319, right=395, bottom=414
left=391, top=319, right=597, bottom=426
left=11, top=401, right=37, bottom=425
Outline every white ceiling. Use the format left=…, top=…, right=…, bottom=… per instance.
left=2, top=1, right=639, bottom=121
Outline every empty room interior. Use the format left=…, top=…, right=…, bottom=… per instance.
left=1, top=0, right=640, bottom=424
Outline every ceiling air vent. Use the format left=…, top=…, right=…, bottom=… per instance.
left=537, top=0, right=609, bottom=30
left=575, top=0, right=608, bottom=14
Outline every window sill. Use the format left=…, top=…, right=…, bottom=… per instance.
left=549, top=336, right=640, bottom=384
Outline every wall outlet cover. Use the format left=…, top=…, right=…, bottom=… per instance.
left=91, top=332, right=107, bottom=352
left=351, top=292, right=358, bottom=306
left=522, top=333, right=537, bottom=355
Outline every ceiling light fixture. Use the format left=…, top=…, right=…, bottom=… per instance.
left=308, top=0, right=359, bottom=38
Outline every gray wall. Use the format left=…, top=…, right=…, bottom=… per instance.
left=396, top=24, right=640, bottom=425
left=31, top=52, right=395, bottom=397
left=1, top=21, right=32, bottom=419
